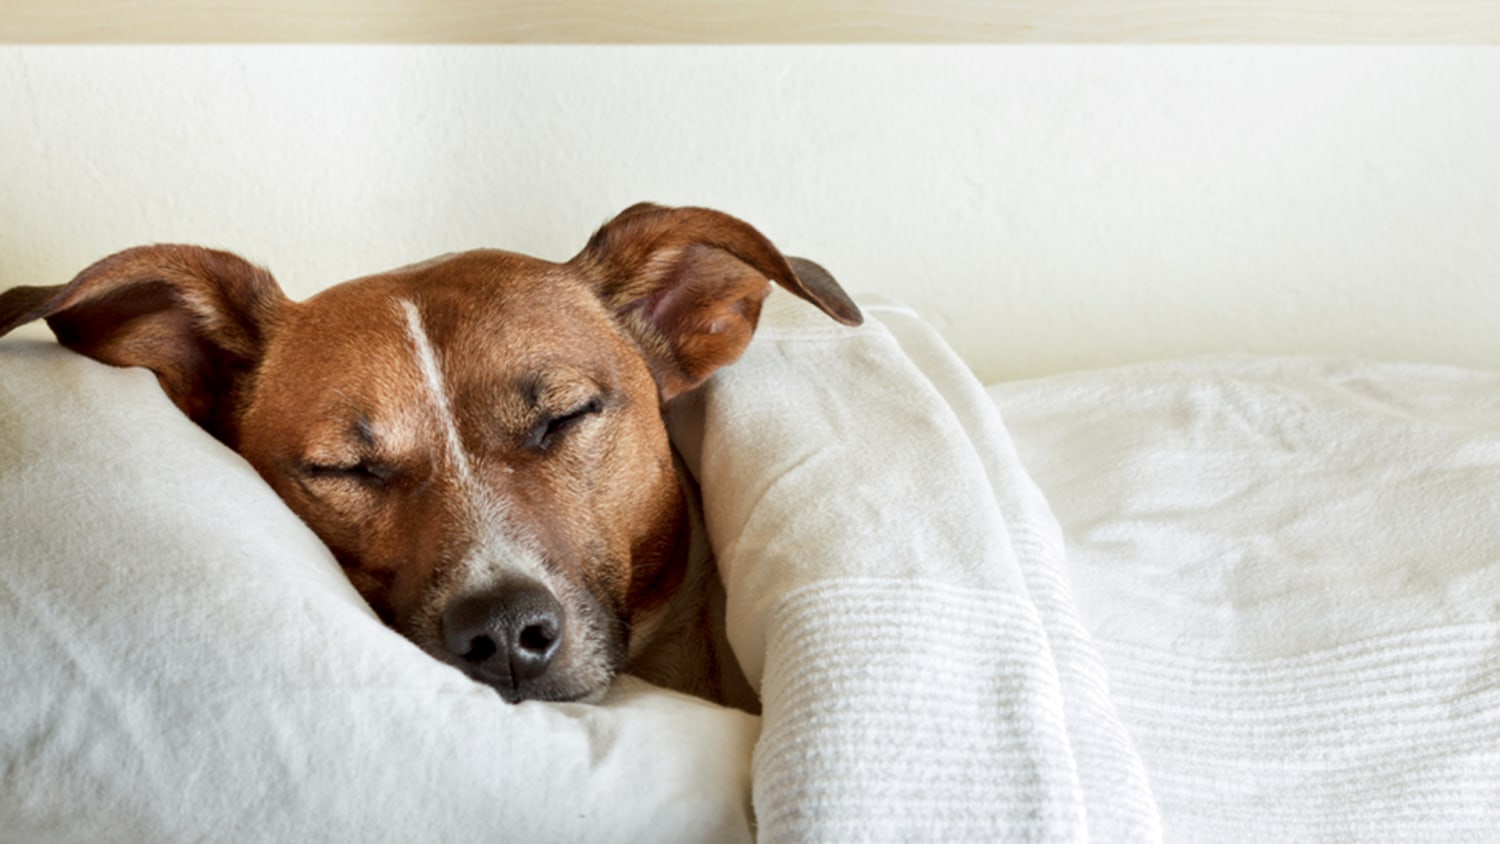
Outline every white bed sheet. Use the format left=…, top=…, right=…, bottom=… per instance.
left=994, top=356, right=1500, bottom=840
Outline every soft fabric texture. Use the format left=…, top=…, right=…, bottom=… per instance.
left=994, top=356, right=1500, bottom=841
left=0, top=339, right=758, bottom=844
left=668, top=295, right=1161, bottom=842
left=8, top=297, right=1500, bottom=842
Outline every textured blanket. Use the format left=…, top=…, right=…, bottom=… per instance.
left=669, top=295, right=1160, bottom=841
left=6, top=295, right=1498, bottom=841
left=996, top=356, right=1500, bottom=841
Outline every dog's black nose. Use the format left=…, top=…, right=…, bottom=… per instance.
left=441, top=581, right=564, bottom=696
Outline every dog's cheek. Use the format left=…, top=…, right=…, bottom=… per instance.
left=295, top=502, right=401, bottom=616
left=376, top=489, right=476, bottom=628
left=596, top=406, right=683, bottom=599
left=341, top=566, right=398, bottom=623
left=513, top=428, right=649, bottom=616
left=533, top=467, right=632, bottom=612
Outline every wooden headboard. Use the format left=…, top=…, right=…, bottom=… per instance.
left=6, top=0, right=1498, bottom=43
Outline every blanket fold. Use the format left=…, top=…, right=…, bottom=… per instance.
left=669, top=294, right=1162, bottom=841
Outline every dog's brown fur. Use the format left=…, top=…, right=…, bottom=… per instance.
left=0, top=204, right=859, bottom=707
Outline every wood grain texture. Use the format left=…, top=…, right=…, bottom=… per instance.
left=6, top=0, right=1500, bottom=43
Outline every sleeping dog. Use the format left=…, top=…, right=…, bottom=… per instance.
left=0, top=204, right=861, bottom=708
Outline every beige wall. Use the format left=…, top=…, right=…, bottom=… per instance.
left=4, top=46, right=1499, bottom=381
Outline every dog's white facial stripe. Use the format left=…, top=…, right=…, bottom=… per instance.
left=397, top=299, right=474, bottom=488
left=394, top=298, right=551, bottom=591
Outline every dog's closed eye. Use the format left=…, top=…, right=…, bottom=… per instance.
left=303, top=460, right=397, bottom=487
left=528, top=397, right=604, bottom=452
left=528, top=397, right=605, bottom=451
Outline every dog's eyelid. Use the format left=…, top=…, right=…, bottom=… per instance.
left=526, top=394, right=606, bottom=451
left=566, top=394, right=606, bottom=417
left=301, top=459, right=397, bottom=486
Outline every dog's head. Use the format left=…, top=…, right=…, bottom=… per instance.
left=0, top=204, right=860, bottom=703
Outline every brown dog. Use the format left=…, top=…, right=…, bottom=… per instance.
left=0, top=203, right=861, bottom=708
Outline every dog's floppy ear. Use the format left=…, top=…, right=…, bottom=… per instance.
left=0, top=245, right=287, bottom=442
left=570, top=203, right=862, bottom=402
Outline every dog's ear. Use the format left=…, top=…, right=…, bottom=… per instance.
left=0, top=245, right=287, bottom=442
left=570, top=203, right=862, bottom=401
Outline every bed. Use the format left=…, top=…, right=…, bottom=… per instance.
left=3, top=290, right=1497, bottom=841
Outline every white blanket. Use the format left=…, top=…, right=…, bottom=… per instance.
left=6, top=296, right=1499, bottom=841
left=995, top=356, right=1500, bottom=840
left=670, top=295, right=1161, bottom=841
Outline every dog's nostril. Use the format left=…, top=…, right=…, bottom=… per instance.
left=462, top=635, right=498, bottom=664
left=517, top=622, right=555, bottom=656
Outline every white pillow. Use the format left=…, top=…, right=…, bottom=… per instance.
left=0, top=340, right=757, bottom=843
